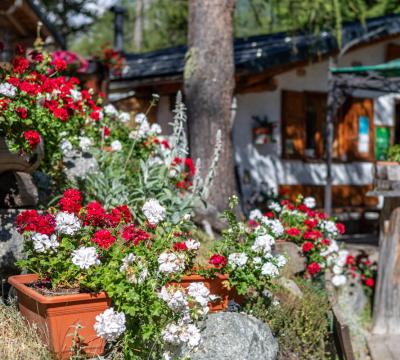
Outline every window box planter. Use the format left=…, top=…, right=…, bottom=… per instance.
left=169, top=274, right=242, bottom=312
left=8, top=274, right=111, bottom=360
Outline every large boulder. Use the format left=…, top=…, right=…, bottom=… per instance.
left=0, top=172, right=38, bottom=208
left=274, top=241, right=305, bottom=276
left=192, top=312, right=278, bottom=360
left=63, top=150, right=98, bottom=184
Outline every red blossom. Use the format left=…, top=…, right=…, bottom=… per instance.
left=209, top=254, right=227, bottom=268
left=122, top=225, right=150, bottom=245
left=84, top=201, right=106, bottom=226
left=15, top=43, right=25, bottom=55
left=115, top=205, right=132, bottom=223
left=336, top=223, right=345, bottom=235
left=51, top=58, right=67, bottom=72
left=302, top=242, right=314, bottom=253
left=185, top=158, right=196, bottom=176
left=16, top=210, right=55, bottom=235
left=53, top=107, right=68, bottom=122
left=90, top=110, right=102, bottom=121
left=286, top=227, right=300, bottom=237
left=264, top=212, right=274, bottom=218
left=298, top=204, right=309, bottom=212
left=304, top=230, right=322, bottom=241
left=13, top=57, right=29, bottom=73
left=307, top=262, right=321, bottom=276
left=304, top=219, right=318, bottom=229
left=173, top=242, right=188, bottom=251
left=365, top=278, right=375, bottom=288
left=23, top=130, right=40, bottom=149
left=59, top=188, right=82, bottom=214
left=248, top=219, right=259, bottom=228
left=16, top=107, right=28, bottom=119
left=91, top=229, right=116, bottom=249
left=29, top=50, right=43, bottom=63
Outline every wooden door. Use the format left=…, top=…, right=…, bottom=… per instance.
left=338, top=98, right=374, bottom=161
left=282, top=90, right=305, bottom=159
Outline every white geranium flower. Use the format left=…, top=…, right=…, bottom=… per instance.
left=120, top=253, right=136, bottom=272
left=303, top=197, right=316, bottom=209
left=60, top=139, right=73, bottom=156
left=337, top=250, right=349, bottom=267
left=150, top=123, right=162, bottom=134
left=262, top=219, right=284, bottom=237
left=0, top=83, right=17, bottom=97
left=320, top=220, right=338, bottom=236
left=159, top=286, right=188, bottom=311
left=185, top=238, right=200, bottom=251
left=31, top=233, right=58, bottom=253
left=158, top=252, right=185, bottom=274
left=332, top=274, right=347, bottom=287
left=94, top=308, right=126, bottom=342
left=253, top=256, right=262, bottom=267
left=268, top=201, right=282, bottom=212
left=187, top=282, right=210, bottom=308
left=55, top=212, right=80, bottom=235
left=111, top=140, right=122, bottom=152
left=333, top=264, right=344, bottom=275
left=320, top=240, right=339, bottom=257
left=118, top=111, right=130, bottom=123
left=104, top=104, right=118, bottom=116
left=252, top=234, right=275, bottom=254
left=249, top=209, right=263, bottom=221
left=261, top=262, right=279, bottom=277
left=228, top=253, right=248, bottom=269
left=79, top=136, right=92, bottom=152
left=70, top=89, right=82, bottom=102
left=142, top=199, right=166, bottom=224
left=135, top=113, right=147, bottom=123
left=275, top=254, right=287, bottom=268
left=136, top=120, right=150, bottom=139
left=162, top=321, right=201, bottom=349
left=71, top=246, right=100, bottom=269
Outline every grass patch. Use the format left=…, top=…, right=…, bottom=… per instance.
left=245, top=278, right=335, bottom=360
left=0, top=300, right=53, bottom=360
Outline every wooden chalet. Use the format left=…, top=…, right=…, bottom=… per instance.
left=109, top=15, right=400, bottom=231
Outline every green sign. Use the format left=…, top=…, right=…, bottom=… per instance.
left=375, top=127, right=391, bottom=160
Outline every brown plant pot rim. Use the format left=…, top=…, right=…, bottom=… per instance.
left=8, top=274, right=108, bottom=304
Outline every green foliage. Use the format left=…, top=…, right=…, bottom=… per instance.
left=386, top=144, right=400, bottom=161
left=244, top=278, right=334, bottom=360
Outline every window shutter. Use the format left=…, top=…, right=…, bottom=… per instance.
left=282, top=90, right=306, bottom=159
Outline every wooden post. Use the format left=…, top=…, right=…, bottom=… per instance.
left=372, top=199, right=400, bottom=334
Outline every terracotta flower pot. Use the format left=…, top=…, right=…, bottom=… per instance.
left=8, top=274, right=111, bottom=359
left=169, top=274, right=242, bottom=312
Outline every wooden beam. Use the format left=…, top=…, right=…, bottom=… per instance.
left=5, top=13, right=27, bottom=36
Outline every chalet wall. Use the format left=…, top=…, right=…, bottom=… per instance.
left=233, top=37, right=400, bottom=205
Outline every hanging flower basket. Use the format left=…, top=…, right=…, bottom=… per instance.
left=8, top=274, right=111, bottom=360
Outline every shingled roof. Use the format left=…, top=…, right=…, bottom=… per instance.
left=112, top=14, right=400, bottom=83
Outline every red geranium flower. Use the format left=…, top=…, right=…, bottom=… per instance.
left=84, top=201, right=106, bottom=226
left=13, top=56, right=29, bottom=73
left=365, top=278, right=375, bottom=288
left=16, top=107, right=28, bottom=119
left=304, top=219, right=318, bottom=229
left=173, top=242, right=188, bottom=251
left=59, top=188, right=82, bottom=214
left=51, top=58, right=67, bottom=72
left=209, top=254, right=227, bottom=268
left=307, top=262, right=321, bottom=276
left=287, top=227, right=300, bottom=237
left=23, top=130, right=40, bottom=149
left=248, top=219, right=259, bottom=228
left=302, top=241, right=314, bottom=253
left=336, top=223, right=345, bottom=235
left=91, top=229, right=116, bottom=249
left=185, top=158, right=196, bottom=176
left=122, top=225, right=150, bottom=245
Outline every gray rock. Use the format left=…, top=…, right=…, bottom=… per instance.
left=274, top=241, right=305, bottom=276
left=277, top=277, right=303, bottom=298
left=0, top=209, right=24, bottom=278
left=63, top=150, right=98, bottom=183
left=338, top=277, right=367, bottom=315
left=192, top=312, right=278, bottom=360
left=32, top=171, right=52, bottom=205
left=0, top=172, right=38, bottom=208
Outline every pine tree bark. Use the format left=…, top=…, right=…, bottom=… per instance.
left=184, top=0, right=237, bottom=213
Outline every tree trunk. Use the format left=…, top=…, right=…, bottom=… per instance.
left=184, top=0, right=237, bottom=213
left=134, top=0, right=143, bottom=51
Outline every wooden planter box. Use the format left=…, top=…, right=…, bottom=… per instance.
left=373, top=161, right=400, bottom=191
left=169, top=274, right=242, bottom=312
left=8, top=274, right=111, bottom=359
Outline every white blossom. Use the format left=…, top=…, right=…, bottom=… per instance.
left=228, top=253, right=248, bottom=269
left=320, top=240, right=339, bottom=257
left=79, top=136, right=92, bottom=152
left=60, top=139, right=73, bottom=156
left=111, top=140, right=122, bottom=152
left=120, top=253, right=136, bottom=272
left=142, top=199, right=166, bottom=224
left=249, top=209, right=263, bottom=221
left=262, top=219, right=284, bottom=237
left=70, top=89, right=82, bottom=102
left=150, top=123, right=162, bottom=135
left=320, top=220, right=338, bottom=236
left=0, top=82, right=17, bottom=97
left=158, top=252, right=185, bottom=274
left=118, top=111, right=130, bottom=123
left=303, top=196, right=316, bottom=209
left=162, top=321, right=201, bottom=349
left=261, top=262, right=279, bottom=277
left=187, top=282, right=210, bottom=308
left=185, top=238, right=200, bottom=251
left=268, top=201, right=282, bottom=212
left=135, top=113, right=147, bottom=123
left=31, top=233, right=59, bottom=253
left=55, top=212, right=81, bottom=235
left=275, top=254, right=287, bottom=268
left=94, top=308, right=126, bottom=342
left=253, top=256, right=262, bottom=267
left=71, top=246, right=100, bottom=269
left=104, top=104, right=118, bottom=117
left=337, top=250, right=349, bottom=267
left=332, top=274, right=347, bottom=287
left=252, top=234, right=275, bottom=254
left=159, top=286, right=188, bottom=311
